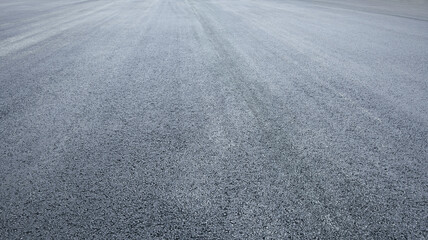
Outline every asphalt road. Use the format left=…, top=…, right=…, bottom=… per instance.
left=1, top=0, right=427, bottom=238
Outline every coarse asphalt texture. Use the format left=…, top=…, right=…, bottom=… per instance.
left=1, top=0, right=428, bottom=238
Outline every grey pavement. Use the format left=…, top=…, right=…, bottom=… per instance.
left=1, top=0, right=427, bottom=238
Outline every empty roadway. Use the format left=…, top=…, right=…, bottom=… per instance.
left=1, top=0, right=427, bottom=238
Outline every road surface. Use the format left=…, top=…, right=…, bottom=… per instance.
left=1, top=0, right=427, bottom=238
